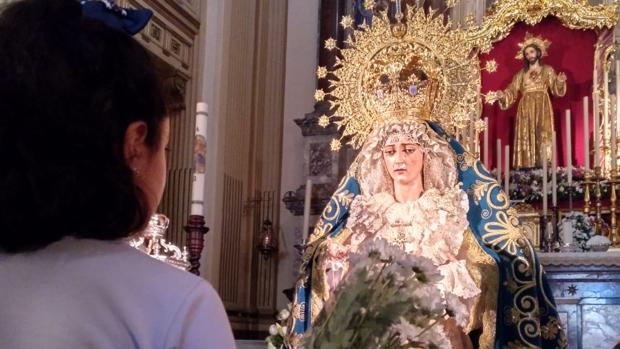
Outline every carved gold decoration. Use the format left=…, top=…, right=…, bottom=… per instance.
left=468, top=0, right=620, bottom=53
left=513, top=202, right=541, bottom=249
left=317, top=7, right=480, bottom=150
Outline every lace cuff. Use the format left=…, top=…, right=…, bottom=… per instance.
left=438, top=260, right=481, bottom=300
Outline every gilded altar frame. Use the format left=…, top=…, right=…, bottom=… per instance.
left=468, top=0, right=619, bottom=170
left=464, top=0, right=619, bottom=247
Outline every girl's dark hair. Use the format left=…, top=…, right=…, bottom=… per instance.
left=0, top=0, right=166, bottom=252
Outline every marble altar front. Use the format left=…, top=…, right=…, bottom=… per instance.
left=540, top=250, right=620, bottom=349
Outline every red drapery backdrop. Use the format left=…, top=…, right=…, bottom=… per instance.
left=480, top=16, right=596, bottom=170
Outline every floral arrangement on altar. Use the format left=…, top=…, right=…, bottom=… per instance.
left=558, top=212, right=596, bottom=251
left=490, top=167, right=611, bottom=203
left=297, top=239, right=467, bottom=349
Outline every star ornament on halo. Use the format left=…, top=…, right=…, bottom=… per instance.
left=324, top=38, right=338, bottom=51
left=340, top=15, right=354, bottom=29
left=318, top=115, right=330, bottom=128
left=314, top=89, right=326, bottom=102
left=330, top=139, right=342, bottom=151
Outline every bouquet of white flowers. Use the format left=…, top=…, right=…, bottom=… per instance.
left=302, top=239, right=467, bottom=349
left=266, top=306, right=291, bottom=349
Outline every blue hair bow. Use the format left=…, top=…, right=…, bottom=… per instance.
left=81, top=0, right=153, bottom=36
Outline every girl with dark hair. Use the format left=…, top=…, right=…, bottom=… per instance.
left=0, top=0, right=235, bottom=347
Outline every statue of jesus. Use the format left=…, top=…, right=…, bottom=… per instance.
left=487, top=33, right=567, bottom=169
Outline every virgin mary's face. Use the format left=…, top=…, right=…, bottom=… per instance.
left=382, top=133, right=424, bottom=186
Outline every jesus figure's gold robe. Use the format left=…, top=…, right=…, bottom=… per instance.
left=498, top=65, right=566, bottom=168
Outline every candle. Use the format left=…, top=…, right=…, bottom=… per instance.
left=504, top=145, right=510, bottom=200
left=604, top=67, right=610, bottom=170
left=552, top=131, right=557, bottom=207
left=566, top=110, right=572, bottom=186
left=484, top=117, right=489, bottom=168
left=614, top=60, right=620, bottom=170
left=594, top=91, right=600, bottom=167
left=496, top=139, right=502, bottom=182
left=584, top=96, right=590, bottom=170
left=191, top=102, right=208, bottom=215
left=542, top=143, right=548, bottom=217
left=302, top=179, right=313, bottom=240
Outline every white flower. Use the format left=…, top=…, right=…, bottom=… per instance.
left=413, top=284, right=445, bottom=313
left=446, top=293, right=469, bottom=327
left=420, top=323, right=452, bottom=349
left=269, top=324, right=278, bottom=336
left=267, top=342, right=279, bottom=349
left=391, top=318, right=423, bottom=344
left=277, top=308, right=290, bottom=321
left=277, top=324, right=288, bottom=337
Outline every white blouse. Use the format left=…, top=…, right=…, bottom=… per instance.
left=0, top=237, right=235, bottom=349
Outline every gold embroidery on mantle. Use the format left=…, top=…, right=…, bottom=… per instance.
left=462, top=229, right=498, bottom=349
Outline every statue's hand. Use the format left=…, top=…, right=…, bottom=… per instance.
left=557, top=72, right=567, bottom=82
left=484, top=90, right=503, bottom=104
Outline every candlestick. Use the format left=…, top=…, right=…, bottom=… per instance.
left=584, top=170, right=592, bottom=215
left=484, top=117, right=489, bottom=168
left=610, top=169, right=619, bottom=245
left=594, top=166, right=603, bottom=236
left=552, top=131, right=557, bottom=207
left=191, top=102, right=208, bottom=215
left=542, top=143, right=548, bottom=218
left=496, top=139, right=501, bottom=183
left=504, top=145, right=510, bottom=200
left=302, top=179, right=313, bottom=240
left=566, top=110, right=572, bottom=186
left=584, top=96, right=590, bottom=170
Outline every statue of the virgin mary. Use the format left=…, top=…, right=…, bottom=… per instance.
left=288, top=4, right=567, bottom=349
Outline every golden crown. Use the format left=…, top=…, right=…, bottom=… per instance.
left=316, top=5, right=481, bottom=151
left=515, top=32, right=551, bottom=60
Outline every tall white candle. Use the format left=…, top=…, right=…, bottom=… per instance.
left=504, top=145, right=510, bottom=200
left=302, top=179, right=313, bottom=240
left=542, top=144, right=548, bottom=217
left=552, top=131, right=558, bottom=207
left=191, top=102, right=208, bottom=215
left=594, top=91, right=601, bottom=168
left=604, top=67, right=610, bottom=170
left=584, top=96, right=590, bottom=170
left=614, top=60, right=620, bottom=170
left=484, top=117, right=489, bottom=168
left=566, top=110, right=572, bottom=186
left=496, top=139, right=502, bottom=182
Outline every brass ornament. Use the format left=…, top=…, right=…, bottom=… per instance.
left=318, top=7, right=481, bottom=151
